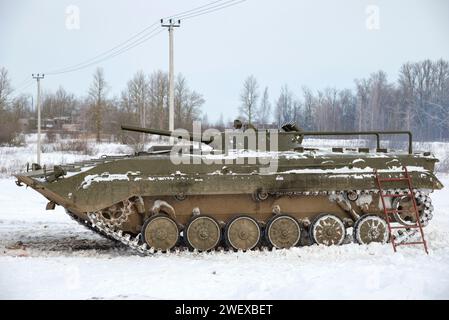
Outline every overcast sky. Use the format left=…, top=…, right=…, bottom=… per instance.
left=1, top=0, right=449, bottom=122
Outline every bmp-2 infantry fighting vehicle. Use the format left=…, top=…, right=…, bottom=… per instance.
left=15, top=121, right=443, bottom=254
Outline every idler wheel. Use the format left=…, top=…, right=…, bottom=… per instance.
left=265, top=215, right=301, bottom=249
left=310, top=213, right=346, bottom=246
left=225, top=215, right=260, bottom=251
left=186, top=215, right=221, bottom=251
left=142, top=214, right=179, bottom=251
left=392, top=195, right=424, bottom=226
left=354, top=214, right=389, bottom=245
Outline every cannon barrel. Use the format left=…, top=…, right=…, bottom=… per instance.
left=121, top=125, right=214, bottom=144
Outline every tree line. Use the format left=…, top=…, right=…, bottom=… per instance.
left=0, top=67, right=204, bottom=144
left=1, top=58, right=448, bottom=145
left=238, top=59, right=449, bottom=141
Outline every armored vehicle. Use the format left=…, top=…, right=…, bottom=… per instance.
left=14, top=122, right=443, bottom=254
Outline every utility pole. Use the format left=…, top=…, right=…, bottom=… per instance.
left=141, top=100, right=146, bottom=144
left=161, top=19, right=180, bottom=137
left=32, top=73, right=44, bottom=165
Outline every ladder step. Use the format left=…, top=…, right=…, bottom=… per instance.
left=395, top=241, right=426, bottom=246
left=384, top=209, right=413, bottom=214
left=390, top=225, right=420, bottom=229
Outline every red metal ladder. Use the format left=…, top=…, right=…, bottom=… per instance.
left=374, top=166, right=428, bottom=254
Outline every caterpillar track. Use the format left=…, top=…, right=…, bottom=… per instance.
left=62, top=188, right=434, bottom=256
left=66, top=210, right=122, bottom=244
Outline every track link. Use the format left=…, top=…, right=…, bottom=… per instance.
left=66, top=210, right=121, bottom=244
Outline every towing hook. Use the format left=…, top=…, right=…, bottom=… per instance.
left=15, top=180, right=23, bottom=187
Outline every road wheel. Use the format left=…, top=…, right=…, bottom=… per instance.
left=142, top=214, right=179, bottom=251
left=225, top=215, right=260, bottom=251
left=354, top=214, right=389, bottom=245
left=310, top=213, right=346, bottom=246
left=265, top=215, right=301, bottom=249
left=186, top=215, right=221, bottom=251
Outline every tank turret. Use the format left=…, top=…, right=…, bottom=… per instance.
left=121, top=120, right=304, bottom=152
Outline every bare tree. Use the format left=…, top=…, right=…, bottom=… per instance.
left=257, top=87, right=271, bottom=128
left=124, top=71, right=150, bottom=142
left=41, top=86, right=77, bottom=119
left=201, top=113, right=209, bottom=129
left=434, top=59, right=449, bottom=138
left=88, top=68, right=108, bottom=142
left=368, top=71, right=392, bottom=131
left=313, top=90, right=325, bottom=131
left=215, top=113, right=225, bottom=131
left=339, top=89, right=357, bottom=132
left=355, top=78, right=371, bottom=131
left=292, top=99, right=302, bottom=127
left=148, top=70, right=168, bottom=130
left=128, top=71, right=149, bottom=127
left=0, top=67, right=12, bottom=113
left=397, top=62, right=416, bottom=131
left=301, top=87, right=315, bottom=130
left=0, top=67, right=19, bottom=144
left=174, top=75, right=187, bottom=129
left=11, top=94, right=31, bottom=119
left=275, top=85, right=294, bottom=126
left=239, top=75, right=259, bottom=124
left=120, top=90, right=133, bottom=113
left=175, top=74, right=204, bottom=130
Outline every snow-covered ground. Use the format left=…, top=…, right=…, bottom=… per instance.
left=1, top=136, right=449, bottom=299
left=1, top=175, right=448, bottom=300
left=0, top=134, right=134, bottom=178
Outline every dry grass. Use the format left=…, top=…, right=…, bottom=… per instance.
left=53, top=140, right=94, bottom=155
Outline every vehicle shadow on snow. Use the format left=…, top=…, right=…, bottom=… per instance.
left=1, top=235, right=130, bottom=257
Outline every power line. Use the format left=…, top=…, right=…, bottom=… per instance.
left=44, top=0, right=247, bottom=76
left=12, top=0, right=248, bottom=97
left=47, top=28, right=164, bottom=75
left=177, top=0, right=246, bottom=20
left=163, top=0, right=226, bottom=20
left=15, top=78, right=31, bottom=87
left=46, top=0, right=229, bottom=75
left=17, top=80, right=34, bottom=92
left=46, top=22, right=160, bottom=75
left=16, top=80, right=34, bottom=91
left=9, top=78, right=34, bottom=100
left=14, top=77, right=34, bottom=90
